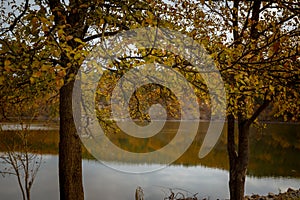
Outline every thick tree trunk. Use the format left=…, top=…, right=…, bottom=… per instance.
left=229, top=162, right=248, bottom=200
left=227, top=114, right=237, bottom=199
left=227, top=114, right=250, bottom=200
left=59, top=80, right=84, bottom=200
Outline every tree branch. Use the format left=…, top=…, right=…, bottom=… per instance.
left=248, top=98, right=271, bottom=125
left=9, top=0, right=30, bottom=31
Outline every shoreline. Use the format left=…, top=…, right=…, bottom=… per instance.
left=245, top=188, right=300, bottom=200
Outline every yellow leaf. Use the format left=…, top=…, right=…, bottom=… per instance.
left=74, top=52, right=82, bottom=60
left=99, top=18, right=105, bottom=25
left=42, top=24, right=49, bottom=32
left=32, top=71, right=41, bottom=78
left=199, top=11, right=205, bottom=18
left=40, top=17, right=48, bottom=24
left=0, top=76, right=5, bottom=85
left=66, top=35, right=73, bottom=41
left=31, top=17, right=38, bottom=24
left=56, top=78, right=64, bottom=87
left=4, top=65, right=11, bottom=72
left=30, top=77, right=35, bottom=84
left=244, top=54, right=253, bottom=59
left=4, top=60, right=11, bottom=67
left=53, top=50, right=60, bottom=57
left=74, top=38, right=84, bottom=44
left=41, top=65, right=51, bottom=71
left=50, top=15, right=55, bottom=21
left=4, top=60, right=13, bottom=72
left=57, top=29, right=65, bottom=38
left=67, top=63, right=72, bottom=68
left=32, top=60, right=41, bottom=68
left=57, top=70, right=66, bottom=77
left=79, top=4, right=88, bottom=8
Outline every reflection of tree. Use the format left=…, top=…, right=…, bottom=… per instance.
left=0, top=125, right=42, bottom=200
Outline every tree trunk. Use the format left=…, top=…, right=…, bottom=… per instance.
left=227, top=114, right=250, bottom=200
left=229, top=161, right=248, bottom=200
left=59, top=80, right=84, bottom=200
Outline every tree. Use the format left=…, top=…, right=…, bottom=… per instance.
left=165, top=0, right=299, bottom=199
left=0, top=0, right=172, bottom=199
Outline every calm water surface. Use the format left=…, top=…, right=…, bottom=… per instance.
left=0, top=122, right=299, bottom=199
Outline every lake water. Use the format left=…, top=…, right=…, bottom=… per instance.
left=0, top=122, right=299, bottom=199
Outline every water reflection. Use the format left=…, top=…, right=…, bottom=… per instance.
left=0, top=122, right=299, bottom=199
left=0, top=128, right=43, bottom=200
left=1, top=155, right=300, bottom=200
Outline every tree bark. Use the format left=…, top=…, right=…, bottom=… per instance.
left=59, top=79, right=84, bottom=200
left=227, top=114, right=251, bottom=200
left=227, top=114, right=238, bottom=199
